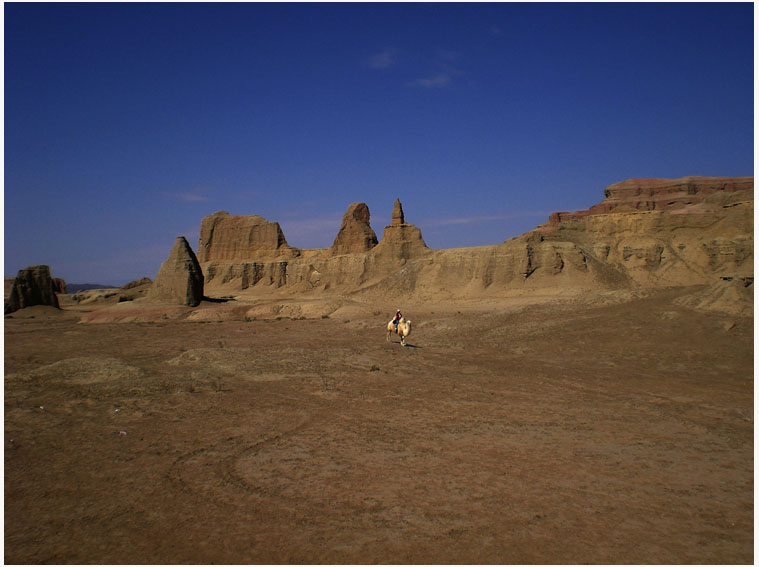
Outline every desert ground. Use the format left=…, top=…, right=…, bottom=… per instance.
left=4, top=287, right=753, bottom=564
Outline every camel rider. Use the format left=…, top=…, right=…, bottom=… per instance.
left=393, top=309, right=402, bottom=331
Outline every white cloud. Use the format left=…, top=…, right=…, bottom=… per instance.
left=424, top=211, right=551, bottom=227
left=177, top=193, right=209, bottom=202
left=163, top=192, right=210, bottom=203
left=438, top=49, right=462, bottom=63
left=368, top=48, right=400, bottom=69
left=411, top=73, right=452, bottom=88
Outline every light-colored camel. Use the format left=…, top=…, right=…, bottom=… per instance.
left=386, top=317, right=412, bottom=346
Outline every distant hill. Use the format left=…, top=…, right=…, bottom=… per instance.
left=5, top=278, right=121, bottom=296
left=66, top=283, right=119, bottom=293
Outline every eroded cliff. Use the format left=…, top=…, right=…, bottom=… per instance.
left=193, top=177, right=752, bottom=300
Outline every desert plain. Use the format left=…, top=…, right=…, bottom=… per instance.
left=4, top=177, right=754, bottom=564
left=4, top=287, right=753, bottom=564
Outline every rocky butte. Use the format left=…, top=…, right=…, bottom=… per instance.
left=179, top=175, right=751, bottom=303
left=5, top=265, right=62, bottom=314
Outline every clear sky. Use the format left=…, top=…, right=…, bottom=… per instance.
left=4, top=2, right=754, bottom=285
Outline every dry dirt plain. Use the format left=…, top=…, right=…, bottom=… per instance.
left=3, top=287, right=754, bottom=564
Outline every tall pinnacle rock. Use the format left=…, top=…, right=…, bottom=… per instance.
left=330, top=202, right=378, bottom=255
left=392, top=198, right=405, bottom=225
left=148, top=237, right=204, bottom=306
left=374, top=198, right=428, bottom=261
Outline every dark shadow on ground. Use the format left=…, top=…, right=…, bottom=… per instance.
left=202, top=296, right=236, bottom=303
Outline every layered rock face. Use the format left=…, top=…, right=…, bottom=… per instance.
left=195, top=179, right=752, bottom=299
left=545, top=176, right=753, bottom=226
left=148, top=237, right=204, bottom=306
left=198, top=211, right=298, bottom=262
left=330, top=202, right=378, bottom=256
left=530, top=176, right=753, bottom=288
left=200, top=199, right=428, bottom=292
left=6, top=265, right=61, bottom=313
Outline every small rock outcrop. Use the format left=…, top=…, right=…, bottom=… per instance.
left=5, top=265, right=60, bottom=314
left=148, top=237, right=204, bottom=306
left=198, top=211, right=299, bottom=262
left=330, top=202, right=378, bottom=256
left=66, top=278, right=152, bottom=307
left=122, top=277, right=152, bottom=290
left=674, top=275, right=753, bottom=317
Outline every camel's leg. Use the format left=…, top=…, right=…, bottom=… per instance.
left=386, top=330, right=391, bottom=342
left=400, top=335, right=406, bottom=346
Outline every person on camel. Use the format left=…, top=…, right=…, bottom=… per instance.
left=392, top=309, right=403, bottom=332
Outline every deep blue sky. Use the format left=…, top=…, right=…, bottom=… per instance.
left=4, top=2, right=754, bottom=285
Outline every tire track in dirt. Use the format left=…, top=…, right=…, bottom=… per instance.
left=166, top=419, right=313, bottom=499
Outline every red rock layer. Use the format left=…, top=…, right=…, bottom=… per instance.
left=545, top=176, right=753, bottom=228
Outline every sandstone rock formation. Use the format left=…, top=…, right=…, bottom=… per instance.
left=52, top=278, right=67, bottom=294
left=373, top=199, right=429, bottom=262
left=197, top=199, right=431, bottom=294
left=70, top=289, right=127, bottom=306
left=5, top=265, right=60, bottom=314
left=189, top=178, right=752, bottom=309
left=544, top=176, right=752, bottom=227
left=6, top=276, right=66, bottom=300
left=330, top=202, right=378, bottom=256
left=392, top=198, right=405, bottom=225
left=4, top=277, right=15, bottom=300
left=530, top=176, right=753, bottom=288
left=67, top=277, right=153, bottom=307
left=148, top=237, right=204, bottom=306
left=674, top=275, right=753, bottom=317
left=122, top=277, right=152, bottom=290
left=198, top=211, right=299, bottom=262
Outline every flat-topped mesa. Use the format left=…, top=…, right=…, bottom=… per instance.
left=373, top=198, right=429, bottom=260
left=197, top=211, right=300, bottom=262
left=543, top=176, right=754, bottom=229
left=330, top=202, right=378, bottom=256
left=602, top=176, right=753, bottom=203
left=148, top=237, right=204, bottom=306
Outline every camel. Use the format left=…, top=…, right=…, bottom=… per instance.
left=386, top=317, right=412, bottom=346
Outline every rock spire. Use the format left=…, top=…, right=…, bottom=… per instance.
left=330, top=202, right=378, bottom=256
left=374, top=199, right=429, bottom=261
left=392, top=198, right=405, bottom=225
